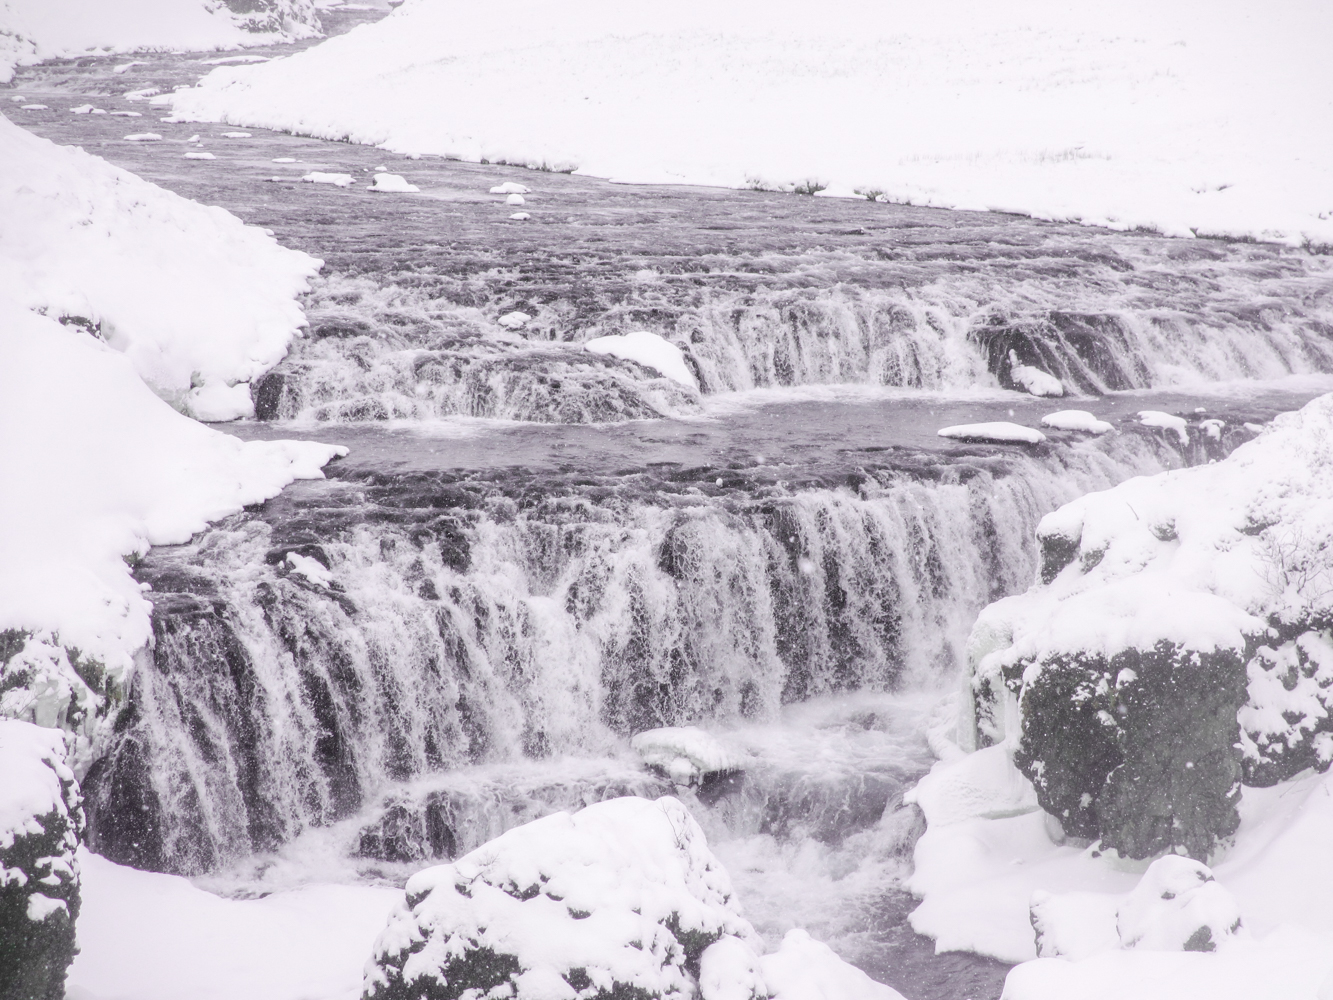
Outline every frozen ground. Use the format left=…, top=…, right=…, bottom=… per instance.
left=0, top=0, right=321, bottom=84
left=166, top=0, right=1333, bottom=246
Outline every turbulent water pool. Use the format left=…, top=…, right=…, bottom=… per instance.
left=10, top=23, right=1333, bottom=1000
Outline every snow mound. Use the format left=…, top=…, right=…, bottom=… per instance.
left=1041, top=410, right=1114, bottom=434
left=363, top=796, right=760, bottom=1000
left=760, top=929, right=906, bottom=1000
left=166, top=0, right=1333, bottom=246
left=490, top=181, right=530, bottom=194
left=510, top=211, right=531, bottom=220
left=937, top=422, right=1046, bottom=444
left=366, top=171, right=419, bottom=192
left=584, top=330, right=699, bottom=390
left=0, top=0, right=322, bottom=84
left=0, top=720, right=84, bottom=1000
left=1116, top=856, right=1244, bottom=953
left=506, top=192, right=526, bottom=205
left=1009, top=351, right=1064, bottom=397
left=0, top=300, right=345, bottom=705
left=301, top=170, right=353, bottom=186
left=632, top=727, right=743, bottom=786
left=1138, top=409, right=1190, bottom=444
left=0, top=113, right=320, bottom=420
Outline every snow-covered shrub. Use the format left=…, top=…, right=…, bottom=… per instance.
left=0, top=720, right=84, bottom=1000
left=363, top=796, right=760, bottom=1000
left=967, top=393, right=1333, bottom=859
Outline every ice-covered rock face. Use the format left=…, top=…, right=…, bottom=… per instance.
left=0, top=720, right=85, bottom=1000
left=1116, top=855, right=1243, bottom=953
left=363, top=796, right=759, bottom=1000
left=968, top=392, right=1333, bottom=859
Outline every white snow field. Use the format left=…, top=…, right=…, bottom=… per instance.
left=66, top=849, right=400, bottom=1000
left=0, top=113, right=321, bottom=420
left=167, top=0, right=1333, bottom=246
left=0, top=0, right=321, bottom=84
left=905, top=393, right=1333, bottom=998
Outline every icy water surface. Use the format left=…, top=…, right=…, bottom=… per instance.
left=11, top=28, right=1333, bottom=1000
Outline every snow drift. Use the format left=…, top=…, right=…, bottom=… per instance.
left=0, top=112, right=321, bottom=419
left=168, top=0, right=1333, bottom=246
left=0, top=0, right=321, bottom=84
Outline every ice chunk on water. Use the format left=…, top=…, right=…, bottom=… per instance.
left=220, top=131, right=252, bottom=138
left=109, top=110, right=142, bottom=117
left=123, top=133, right=163, bottom=141
left=937, top=422, right=1046, bottom=444
left=506, top=192, right=526, bottom=205
left=490, top=181, right=530, bottom=194
left=510, top=211, right=531, bottom=220
left=301, top=172, right=354, bottom=186
left=184, top=151, right=216, bottom=160
left=632, top=726, right=742, bottom=785
left=585, top=330, right=699, bottom=390
left=367, top=172, right=420, bottom=193
left=1041, top=410, right=1114, bottom=434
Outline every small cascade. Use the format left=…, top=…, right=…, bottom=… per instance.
left=85, top=427, right=1209, bottom=874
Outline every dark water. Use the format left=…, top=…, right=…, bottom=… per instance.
left=10, top=25, right=1333, bottom=1000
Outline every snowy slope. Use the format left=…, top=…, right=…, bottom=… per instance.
left=0, top=112, right=321, bottom=419
left=169, top=0, right=1333, bottom=246
left=0, top=301, right=344, bottom=733
left=0, top=0, right=321, bottom=83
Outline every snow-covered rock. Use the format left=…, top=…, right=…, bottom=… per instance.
left=489, top=182, right=530, bottom=194
left=1009, top=351, right=1064, bottom=397
left=506, top=192, right=526, bottom=206
left=1041, top=410, right=1114, bottom=434
left=367, top=172, right=419, bottom=193
left=0, top=0, right=322, bottom=84
left=585, top=331, right=699, bottom=390
left=1138, top=409, right=1190, bottom=444
left=937, top=422, right=1047, bottom=445
left=967, top=393, right=1333, bottom=860
left=0, top=720, right=84, bottom=1000
left=363, top=796, right=760, bottom=1000
left=632, top=727, right=743, bottom=786
left=497, top=310, right=531, bottom=330
left=760, top=929, right=906, bottom=1000
left=301, top=170, right=353, bottom=186
left=1116, top=856, right=1244, bottom=953
left=0, top=112, right=320, bottom=420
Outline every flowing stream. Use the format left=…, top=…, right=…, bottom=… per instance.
left=10, top=22, right=1333, bottom=1000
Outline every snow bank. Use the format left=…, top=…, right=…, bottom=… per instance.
left=364, top=795, right=889, bottom=1000
left=585, top=330, right=699, bottom=390
left=67, top=848, right=400, bottom=1000
left=0, top=300, right=345, bottom=728
left=168, top=0, right=1333, bottom=246
left=937, top=422, right=1046, bottom=445
left=632, top=727, right=744, bottom=786
left=0, top=720, right=84, bottom=1000
left=0, top=113, right=321, bottom=419
left=1041, top=410, right=1114, bottom=435
left=0, top=0, right=321, bottom=84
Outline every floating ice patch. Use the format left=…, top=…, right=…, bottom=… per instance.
left=584, top=330, right=699, bottom=390
left=489, top=181, right=530, bottom=194
left=632, top=726, right=743, bottom=785
left=937, top=422, right=1046, bottom=444
left=112, top=61, right=148, bottom=74
left=366, top=172, right=419, bottom=192
left=1009, top=351, right=1064, bottom=397
left=123, top=133, right=163, bottom=141
left=20, top=104, right=48, bottom=110
left=301, top=172, right=354, bottom=186
left=505, top=192, right=526, bottom=205
left=109, top=110, right=142, bottom=117
left=510, top=211, right=531, bottom=220
left=220, top=131, right=252, bottom=138
left=1138, top=410, right=1189, bottom=444
left=272, top=157, right=297, bottom=163
left=497, top=310, right=531, bottom=330
left=183, top=151, right=216, bottom=160
left=1041, top=410, right=1114, bottom=434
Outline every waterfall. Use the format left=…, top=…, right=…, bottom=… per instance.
left=85, top=429, right=1205, bottom=874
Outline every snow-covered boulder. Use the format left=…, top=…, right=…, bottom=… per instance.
left=631, top=727, right=743, bottom=787
left=368, top=172, right=420, bottom=193
left=1116, top=856, right=1244, bottom=953
left=967, top=393, right=1333, bottom=860
left=584, top=331, right=699, bottom=390
left=1040, top=410, right=1114, bottom=435
left=937, top=422, right=1046, bottom=445
left=0, top=720, right=84, bottom=1000
left=363, top=796, right=760, bottom=1000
